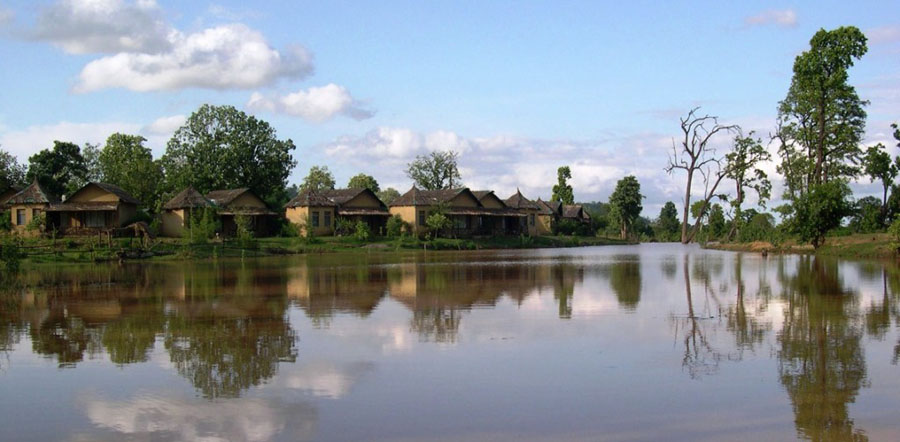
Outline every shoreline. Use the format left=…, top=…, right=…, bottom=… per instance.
left=702, top=233, right=898, bottom=260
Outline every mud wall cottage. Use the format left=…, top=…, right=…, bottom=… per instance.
left=389, top=187, right=493, bottom=237
left=534, top=199, right=560, bottom=235
left=160, top=187, right=217, bottom=237
left=563, top=204, right=591, bottom=224
left=504, top=190, right=541, bottom=236
left=471, top=190, right=525, bottom=235
left=284, top=190, right=337, bottom=236
left=46, top=182, right=141, bottom=235
left=205, top=188, right=278, bottom=237
left=5, top=180, right=58, bottom=234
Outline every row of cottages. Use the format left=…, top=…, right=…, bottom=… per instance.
left=386, top=187, right=546, bottom=236
left=160, top=187, right=279, bottom=237
left=284, top=188, right=390, bottom=236
left=535, top=199, right=593, bottom=228
left=5, top=181, right=141, bottom=235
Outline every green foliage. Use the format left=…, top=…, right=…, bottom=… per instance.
left=25, top=213, right=45, bottom=233
left=888, top=217, right=900, bottom=252
left=776, top=26, right=868, bottom=197
left=608, top=175, right=643, bottom=240
left=334, top=217, right=355, bottom=236
left=300, top=165, right=336, bottom=192
left=406, top=150, right=461, bottom=190
left=353, top=221, right=371, bottom=241
left=82, top=142, right=103, bottom=182
left=99, top=133, right=163, bottom=210
left=789, top=181, right=853, bottom=248
left=425, top=212, right=451, bottom=238
left=726, top=132, right=771, bottom=235
left=737, top=212, right=776, bottom=243
left=385, top=214, right=407, bottom=238
left=181, top=209, right=218, bottom=245
left=848, top=196, right=884, bottom=233
left=707, top=204, right=726, bottom=240
left=234, top=215, right=257, bottom=249
left=347, top=173, right=380, bottom=192
left=377, top=187, right=401, bottom=205
left=279, top=220, right=299, bottom=238
left=654, top=202, right=680, bottom=242
left=863, top=142, right=898, bottom=216
left=552, top=218, right=579, bottom=236
left=0, top=210, right=11, bottom=232
left=551, top=166, right=575, bottom=205
left=0, top=235, right=22, bottom=274
left=0, top=148, right=26, bottom=190
left=26, top=140, right=88, bottom=197
left=161, top=104, right=297, bottom=207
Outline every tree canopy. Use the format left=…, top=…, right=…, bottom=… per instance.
left=300, top=165, right=336, bottom=192
left=347, top=173, right=380, bottom=192
left=656, top=202, right=680, bottom=242
left=0, top=148, right=26, bottom=190
left=405, top=150, right=461, bottom=190
left=609, top=175, right=643, bottom=240
left=99, top=133, right=164, bottom=209
left=161, top=104, right=297, bottom=206
left=377, top=187, right=401, bottom=205
left=26, top=141, right=88, bottom=197
left=551, top=166, right=574, bottom=204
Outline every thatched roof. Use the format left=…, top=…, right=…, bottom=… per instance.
left=563, top=205, right=584, bottom=219
left=0, top=186, right=22, bottom=205
left=46, top=202, right=119, bottom=212
left=163, top=187, right=215, bottom=210
left=6, top=180, right=58, bottom=205
left=90, top=182, right=141, bottom=205
left=390, top=187, right=472, bottom=206
left=534, top=199, right=557, bottom=215
left=504, top=189, right=540, bottom=210
left=286, top=188, right=389, bottom=214
left=206, top=188, right=251, bottom=206
left=286, top=190, right=336, bottom=208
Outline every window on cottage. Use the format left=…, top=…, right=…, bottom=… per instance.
left=418, top=210, right=426, bottom=226
left=33, top=208, right=42, bottom=219
left=16, top=209, right=25, bottom=226
left=530, top=214, right=535, bottom=226
left=312, top=212, right=320, bottom=227
left=85, top=211, right=105, bottom=228
left=324, top=211, right=331, bottom=227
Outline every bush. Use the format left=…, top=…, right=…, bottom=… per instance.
left=182, top=208, right=218, bottom=245
left=788, top=181, right=852, bottom=248
left=280, top=221, right=300, bottom=238
left=553, top=219, right=579, bottom=236
left=737, top=213, right=776, bottom=243
left=353, top=220, right=371, bottom=241
left=426, top=213, right=451, bottom=239
left=1, top=235, right=23, bottom=274
left=25, top=213, right=45, bottom=234
left=234, top=215, right=257, bottom=249
left=386, top=215, right=407, bottom=238
left=889, top=217, right=900, bottom=252
left=335, top=218, right=355, bottom=236
left=0, top=211, right=11, bottom=232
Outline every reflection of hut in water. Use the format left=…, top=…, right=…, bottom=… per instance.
left=286, top=262, right=388, bottom=323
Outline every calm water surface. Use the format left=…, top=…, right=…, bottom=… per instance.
left=1, top=244, right=899, bottom=441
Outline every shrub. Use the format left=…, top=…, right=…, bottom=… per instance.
left=182, top=208, right=218, bottom=245
left=737, top=213, right=776, bottom=243
left=789, top=181, right=852, bottom=249
left=1, top=235, right=23, bottom=274
left=25, top=213, right=46, bottom=233
left=353, top=220, right=371, bottom=242
left=0, top=211, right=11, bottom=232
left=553, top=219, right=579, bottom=236
left=234, top=215, right=257, bottom=249
left=386, top=215, right=407, bottom=238
left=889, top=217, right=900, bottom=253
left=335, top=218, right=355, bottom=236
left=425, top=213, right=451, bottom=239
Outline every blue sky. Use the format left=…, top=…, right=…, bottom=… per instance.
left=0, top=1, right=898, bottom=216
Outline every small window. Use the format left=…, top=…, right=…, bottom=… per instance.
left=530, top=214, right=535, bottom=226
left=418, top=210, right=426, bottom=226
left=16, top=209, right=25, bottom=226
left=85, top=211, right=105, bottom=228
left=454, top=216, right=466, bottom=229
left=33, top=208, right=42, bottom=218
left=311, top=211, right=320, bottom=227
left=324, top=211, right=331, bottom=227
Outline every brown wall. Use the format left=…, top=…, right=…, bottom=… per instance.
left=229, top=192, right=268, bottom=209
left=68, top=184, right=119, bottom=203
left=479, top=194, right=506, bottom=209
left=344, top=192, right=384, bottom=208
left=161, top=209, right=186, bottom=237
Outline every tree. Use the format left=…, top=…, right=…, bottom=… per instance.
left=378, top=187, right=401, bottom=205
left=551, top=166, right=575, bottom=204
left=725, top=131, right=771, bottom=239
left=99, top=133, right=163, bottom=209
left=0, top=148, right=26, bottom=190
left=708, top=204, right=726, bottom=240
left=405, top=150, right=461, bottom=190
left=665, top=107, right=737, bottom=243
left=82, top=142, right=103, bottom=182
left=300, top=165, right=335, bottom=192
left=863, top=142, right=898, bottom=221
left=775, top=26, right=868, bottom=198
left=26, top=141, right=88, bottom=197
left=347, top=173, right=380, bottom=192
left=161, top=104, right=297, bottom=206
left=656, top=202, right=680, bottom=242
left=789, top=181, right=852, bottom=248
left=849, top=196, right=883, bottom=233
left=608, top=176, right=643, bottom=240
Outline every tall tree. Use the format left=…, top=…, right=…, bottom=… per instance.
left=99, top=133, right=164, bottom=209
left=300, top=165, right=335, bottom=192
left=665, top=107, right=737, bottom=243
left=608, top=175, right=643, bottom=240
left=0, top=148, right=26, bottom=190
left=725, top=131, right=771, bottom=239
left=863, top=142, right=898, bottom=221
left=26, top=141, right=88, bottom=197
left=775, top=26, right=868, bottom=198
left=405, top=150, right=461, bottom=190
left=551, top=166, right=575, bottom=204
left=347, top=173, right=380, bottom=192
left=161, top=104, right=297, bottom=206
left=82, top=142, right=103, bottom=182
left=377, top=187, right=401, bottom=205
left=656, top=201, right=680, bottom=242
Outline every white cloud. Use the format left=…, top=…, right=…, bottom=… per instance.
left=271, top=361, right=374, bottom=399
left=143, top=114, right=185, bottom=135
left=0, top=5, right=14, bottom=25
left=0, top=121, right=141, bottom=160
left=867, top=25, right=900, bottom=45
left=744, top=9, right=797, bottom=28
left=247, top=84, right=372, bottom=122
left=31, top=0, right=173, bottom=54
left=75, top=24, right=313, bottom=92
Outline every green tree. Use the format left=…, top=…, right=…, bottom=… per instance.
left=656, top=202, right=680, bottom=242
left=161, top=104, right=297, bottom=206
left=848, top=196, right=883, bottom=233
left=608, top=175, right=643, bottom=240
left=378, top=187, right=401, bottom=205
left=775, top=26, right=868, bottom=197
left=863, top=142, right=898, bottom=221
left=725, top=132, right=771, bottom=240
left=789, top=181, right=852, bottom=248
left=405, top=150, right=461, bottom=190
left=551, top=166, right=575, bottom=204
left=347, top=173, right=380, bottom=192
left=0, top=148, right=26, bottom=190
left=26, top=140, right=88, bottom=197
left=300, top=165, right=336, bottom=191
left=82, top=142, right=103, bottom=182
left=707, top=204, right=726, bottom=240
left=99, top=133, right=163, bottom=209
left=425, top=212, right=451, bottom=239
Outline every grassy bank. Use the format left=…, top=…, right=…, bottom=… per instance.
left=4, top=234, right=634, bottom=265
left=704, top=233, right=898, bottom=259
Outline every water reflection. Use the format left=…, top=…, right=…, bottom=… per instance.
left=0, top=247, right=899, bottom=441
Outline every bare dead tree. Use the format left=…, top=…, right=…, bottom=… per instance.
left=665, top=107, right=737, bottom=243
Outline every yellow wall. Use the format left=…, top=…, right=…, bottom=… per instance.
left=68, top=184, right=119, bottom=203
left=389, top=205, right=430, bottom=234
left=161, top=209, right=186, bottom=237
left=286, top=206, right=335, bottom=236
left=537, top=214, right=553, bottom=235
left=8, top=204, right=46, bottom=235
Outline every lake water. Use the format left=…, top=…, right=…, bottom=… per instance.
left=1, top=244, right=899, bottom=441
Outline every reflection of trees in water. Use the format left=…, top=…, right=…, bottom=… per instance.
left=673, top=256, right=724, bottom=378
left=862, top=265, right=900, bottom=366
left=777, top=256, right=868, bottom=442
left=725, top=254, right=771, bottom=353
left=552, top=265, right=579, bottom=319
left=609, top=256, right=640, bottom=311
left=410, top=309, right=461, bottom=343
left=660, top=256, right=677, bottom=280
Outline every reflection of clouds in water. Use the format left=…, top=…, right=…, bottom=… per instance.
left=272, top=360, right=375, bottom=399
left=78, top=393, right=317, bottom=442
